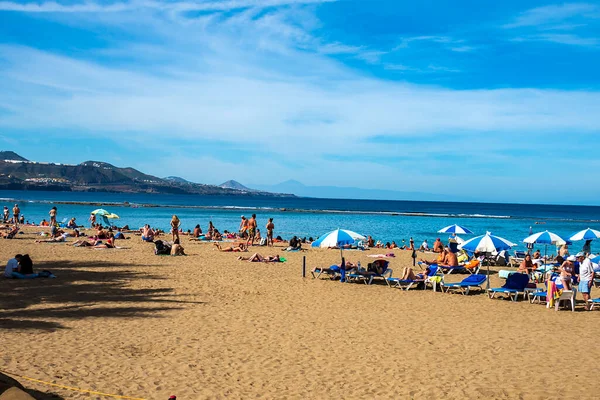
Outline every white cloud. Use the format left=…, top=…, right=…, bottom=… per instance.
left=1, top=0, right=599, bottom=195
left=504, top=3, right=599, bottom=28
left=504, top=3, right=599, bottom=47
left=0, top=0, right=336, bottom=13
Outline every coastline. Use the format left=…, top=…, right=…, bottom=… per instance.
left=3, top=195, right=600, bottom=222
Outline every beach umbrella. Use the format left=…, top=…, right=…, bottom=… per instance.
left=459, top=232, right=516, bottom=253
left=459, top=232, right=516, bottom=289
left=569, top=228, right=600, bottom=242
left=523, top=230, right=567, bottom=260
left=438, top=224, right=473, bottom=235
left=311, top=229, right=365, bottom=249
left=91, top=209, right=110, bottom=216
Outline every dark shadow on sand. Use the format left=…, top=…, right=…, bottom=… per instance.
left=0, top=260, right=204, bottom=332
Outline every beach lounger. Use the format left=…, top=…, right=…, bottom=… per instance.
left=442, top=274, right=487, bottom=295
left=462, top=256, right=484, bottom=275
left=385, top=266, right=440, bottom=290
left=587, top=298, right=600, bottom=310
left=346, top=259, right=392, bottom=285
left=487, top=273, right=530, bottom=301
left=510, top=251, right=527, bottom=267
left=311, top=265, right=340, bottom=280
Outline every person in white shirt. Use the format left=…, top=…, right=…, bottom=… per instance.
left=578, top=253, right=595, bottom=310
left=419, top=240, right=429, bottom=251
left=4, top=255, right=22, bottom=278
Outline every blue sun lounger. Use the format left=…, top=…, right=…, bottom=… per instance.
left=487, top=273, right=530, bottom=301
left=385, top=266, right=440, bottom=290
left=442, top=274, right=487, bottom=295
left=587, top=298, right=600, bottom=310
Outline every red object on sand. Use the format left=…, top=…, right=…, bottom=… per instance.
left=169, top=397, right=176, bottom=400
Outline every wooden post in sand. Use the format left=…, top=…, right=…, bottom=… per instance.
left=302, top=256, right=306, bottom=278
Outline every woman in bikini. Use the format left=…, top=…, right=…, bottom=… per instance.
left=214, top=242, right=247, bottom=252
left=171, top=215, right=180, bottom=243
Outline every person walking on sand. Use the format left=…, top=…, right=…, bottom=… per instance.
left=12, top=204, right=20, bottom=225
left=89, top=213, right=96, bottom=228
left=171, top=215, right=180, bottom=243
left=266, top=218, right=274, bottom=247
left=49, top=206, right=57, bottom=227
left=246, top=214, right=257, bottom=246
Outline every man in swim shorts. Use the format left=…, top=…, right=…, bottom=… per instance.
left=246, top=214, right=257, bottom=246
left=266, top=218, right=274, bottom=247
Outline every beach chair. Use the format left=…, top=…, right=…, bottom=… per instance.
left=385, top=266, right=440, bottom=291
left=311, top=265, right=340, bottom=280
left=346, top=259, right=392, bottom=285
left=554, top=289, right=577, bottom=311
left=462, top=256, right=484, bottom=274
left=487, top=273, right=530, bottom=301
left=442, top=274, right=487, bottom=295
left=510, top=251, right=527, bottom=267
left=587, top=298, right=600, bottom=310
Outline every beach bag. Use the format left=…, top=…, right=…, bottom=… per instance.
left=154, top=240, right=172, bottom=255
left=259, top=237, right=267, bottom=246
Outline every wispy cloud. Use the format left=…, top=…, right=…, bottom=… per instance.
left=504, top=3, right=599, bottom=29
left=504, top=3, right=599, bottom=47
left=512, top=33, right=599, bottom=46
left=0, top=0, right=336, bottom=13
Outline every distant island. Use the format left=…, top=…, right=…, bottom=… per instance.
left=0, top=151, right=293, bottom=197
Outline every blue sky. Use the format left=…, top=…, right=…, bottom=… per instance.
left=0, top=0, right=599, bottom=204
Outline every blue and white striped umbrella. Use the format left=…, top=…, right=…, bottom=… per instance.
left=459, top=231, right=516, bottom=253
left=311, top=229, right=366, bottom=248
left=438, top=224, right=473, bottom=235
left=590, top=254, right=599, bottom=264
left=523, top=230, right=567, bottom=246
left=569, top=228, right=600, bottom=242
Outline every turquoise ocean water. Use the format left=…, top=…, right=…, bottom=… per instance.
left=2, top=191, right=600, bottom=254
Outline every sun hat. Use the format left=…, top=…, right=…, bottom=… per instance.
left=575, top=252, right=585, bottom=257
left=567, top=255, right=576, bottom=262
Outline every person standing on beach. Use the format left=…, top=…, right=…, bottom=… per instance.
left=239, top=216, right=248, bottom=238
left=89, top=213, right=96, bottom=228
left=49, top=206, right=57, bottom=227
left=266, top=218, right=274, bottom=247
left=247, top=214, right=257, bottom=246
left=171, top=215, right=180, bottom=243
left=12, top=204, right=20, bottom=225
left=578, top=253, right=594, bottom=310
left=3, top=206, right=9, bottom=223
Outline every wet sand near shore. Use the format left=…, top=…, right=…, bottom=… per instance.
left=1, top=227, right=599, bottom=399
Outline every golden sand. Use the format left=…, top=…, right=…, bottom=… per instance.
left=1, top=228, right=599, bottom=399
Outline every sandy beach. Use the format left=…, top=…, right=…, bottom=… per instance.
left=1, top=227, right=599, bottom=399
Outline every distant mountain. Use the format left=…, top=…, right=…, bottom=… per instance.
left=219, top=180, right=255, bottom=191
left=164, top=176, right=191, bottom=184
left=0, top=151, right=28, bottom=161
left=252, top=179, right=469, bottom=202
left=0, top=152, right=293, bottom=197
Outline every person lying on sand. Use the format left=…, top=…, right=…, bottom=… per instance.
left=0, top=225, right=19, bottom=239
left=36, top=232, right=68, bottom=243
left=237, top=253, right=281, bottom=263
left=214, top=242, right=247, bottom=252
left=312, top=261, right=357, bottom=275
left=72, top=239, right=97, bottom=247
